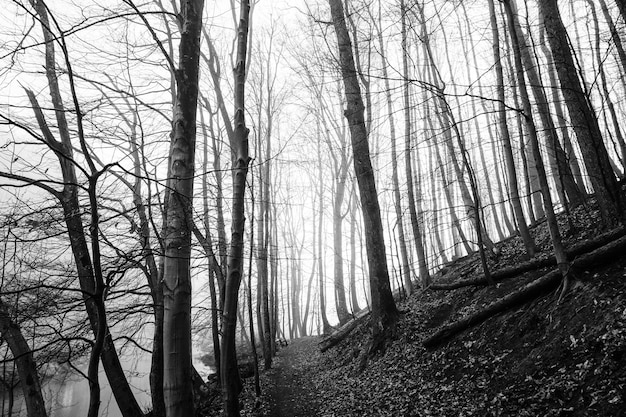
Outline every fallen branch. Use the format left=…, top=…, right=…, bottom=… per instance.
left=431, top=226, right=626, bottom=290
left=423, top=233, right=626, bottom=349
left=319, top=309, right=370, bottom=353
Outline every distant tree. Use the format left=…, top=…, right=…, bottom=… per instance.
left=487, top=0, right=536, bottom=257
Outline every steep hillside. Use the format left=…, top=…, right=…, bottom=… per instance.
left=312, top=204, right=626, bottom=416
left=205, top=203, right=626, bottom=416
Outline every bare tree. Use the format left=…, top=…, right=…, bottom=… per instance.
left=327, top=0, right=399, bottom=355
left=220, top=1, right=252, bottom=415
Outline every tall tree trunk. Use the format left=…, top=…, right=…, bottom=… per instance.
left=162, top=1, right=204, bottom=416
left=509, top=1, right=583, bottom=210
left=418, top=4, right=496, bottom=264
left=538, top=0, right=624, bottom=226
left=349, top=194, right=361, bottom=312
left=488, top=0, right=536, bottom=257
left=221, top=2, right=251, bottom=414
left=402, top=0, right=430, bottom=287
left=316, top=126, right=331, bottom=334
left=594, top=0, right=626, bottom=174
left=332, top=173, right=350, bottom=324
left=328, top=0, right=399, bottom=354
left=377, top=3, right=414, bottom=294
left=504, top=0, right=570, bottom=289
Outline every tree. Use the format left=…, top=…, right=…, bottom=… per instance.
left=538, top=0, right=625, bottom=227
left=327, top=0, right=399, bottom=354
left=161, top=0, right=204, bottom=416
left=220, top=0, right=252, bottom=415
left=487, top=0, right=536, bottom=257
left=503, top=0, right=570, bottom=296
left=0, top=299, right=47, bottom=417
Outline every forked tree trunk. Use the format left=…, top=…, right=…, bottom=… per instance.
left=328, top=0, right=399, bottom=354
left=26, top=3, right=143, bottom=415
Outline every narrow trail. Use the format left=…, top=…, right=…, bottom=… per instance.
left=265, top=337, right=322, bottom=417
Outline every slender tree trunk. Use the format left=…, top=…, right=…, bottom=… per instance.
left=221, top=1, right=251, bottom=415
left=489, top=0, right=536, bottom=256
left=328, top=0, right=399, bottom=353
left=349, top=195, right=361, bottom=312
left=504, top=0, right=570, bottom=288
left=378, top=4, right=414, bottom=294
left=508, top=1, right=583, bottom=210
left=402, top=0, right=430, bottom=287
left=316, top=127, right=331, bottom=334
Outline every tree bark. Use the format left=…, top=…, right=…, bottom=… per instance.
left=327, top=0, right=399, bottom=354
left=220, top=1, right=251, bottom=415
left=511, top=4, right=584, bottom=210
left=488, top=0, right=536, bottom=257
left=401, top=0, right=429, bottom=289
left=377, top=4, right=414, bottom=295
left=0, top=301, right=47, bottom=417
left=162, top=2, right=204, bottom=416
left=538, top=0, right=625, bottom=226
left=504, top=0, right=570, bottom=290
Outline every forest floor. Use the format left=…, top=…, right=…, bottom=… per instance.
left=205, top=201, right=626, bottom=416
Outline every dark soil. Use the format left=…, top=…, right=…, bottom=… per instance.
left=203, top=202, right=626, bottom=416
left=263, top=337, right=321, bottom=417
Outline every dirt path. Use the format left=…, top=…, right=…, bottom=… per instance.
left=264, top=337, right=322, bottom=417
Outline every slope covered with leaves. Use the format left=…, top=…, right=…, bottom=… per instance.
left=245, top=203, right=625, bottom=416
left=204, top=203, right=626, bottom=416
left=311, top=204, right=626, bottom=416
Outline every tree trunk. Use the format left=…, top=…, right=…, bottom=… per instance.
left=401, top=0, right=429, bottom=289
left=488, top=0, right=536, bottom=257
left=162, top=2, right=204, bottom=416
left=538, top=0, right=625, bottom=226
left=504, top=0, right=570, bottom=291
left=594, top=0, right=626, bottom=174
left=378, top=5, right=414, bottom=294
left=328, top=0, right=399, bottom=354
left=25, top=3, right=144, bottom=414
left=316, top=126, right=331, bottom=334
left=0, top=301, right=47, bottom=417
left=221, top=2, right=251, bottom=415
left=509, top=2, right=583, bottom=210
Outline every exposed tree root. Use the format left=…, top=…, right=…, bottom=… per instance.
left=423, top=233, right=626, bottom=349
left=431, top=226, right=625, bottom=290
